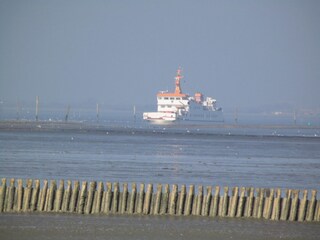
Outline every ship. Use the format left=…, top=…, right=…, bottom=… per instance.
left=143, top=67, right=223, bottom=124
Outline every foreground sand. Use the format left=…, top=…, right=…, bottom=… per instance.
left=1, top=213, right=319, bottom=240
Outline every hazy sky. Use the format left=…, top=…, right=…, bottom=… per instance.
left=0, top=0, right=319, bottom=111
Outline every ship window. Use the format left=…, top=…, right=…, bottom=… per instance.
left=164, top=97, right=169, bottom=100
left=158, top=97, right=162, bottom=100
left=170, top=97, right=174, bottom=100
left=176, top=97, right=181, bottom=100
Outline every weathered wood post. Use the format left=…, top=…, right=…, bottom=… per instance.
left=112, top=182, right=119, bottom=214
left=315, top=200, right=320, bottom=221
left=38, top=180, right=48, bottom=212
left=160, top=184, right=169, bottom=215
left=210, top=186, right=220, bottom=217
left=23, top=179, right=33, bottom=212
left=128, top=183, right=136, bottom=214
left=47, top=180, right=57, bottom=212
left=54, top=180, right=64, bottom=212
left=143, top=184, right=153, bottom=215
left=78, top=181, right=87, bottom=214
left=280, top=189, right=292, bottom=221
left=202, top=186, right=212, bottom=216
left=245, top=187, right=254, bottom=217
left=306, top=190, right=317, bottom=221
left=169, top=184, right=178, bottom=215
left=253, top=188, right=260, bottom=218
left=271, top=188, right=281, bottom=221
left=61, top=180, right=72, bottom=212
left=195, top=185, right=203, bottom=216
left=103, top=182, right=112, bottom=214
left=69, top=180, right=79, bottom=212
left=16, top=179, right=23, bottom=212
left=222, top=186, right=229, bottom=217
left=298, top=190, right=308, bottom=222
left=230, top=187, right=239, bottom=217
left=236, top=187, right=246, bottom=217
left=153, top=184, right=162, bottom=215
left=184, top=185, right=194, bottom=216
left=137, top=183, right=145, bottom=214
left=6, top=178, right=15, bottom=212
left=177, top=184, right=186, bottom=216
left=264, top=188, right=274, bottom=220
left=257, top=188, right=265, bottom=219
left=30, top=179, right=40, bottom=212
left=120, top=183, right=128, bottom=214
left=0, top=178, right=6, bottom=213
left=289, top=189, right=299, bottom=221
left=85, top=181, right=96, bottom=214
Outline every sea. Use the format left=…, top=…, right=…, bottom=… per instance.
left=0, top=107, right=319, bottom=193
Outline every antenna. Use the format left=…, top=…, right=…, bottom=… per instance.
left=133, top=105, right=136, bottom=122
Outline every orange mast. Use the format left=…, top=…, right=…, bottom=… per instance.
left=175, top=67, right=183, bottom=94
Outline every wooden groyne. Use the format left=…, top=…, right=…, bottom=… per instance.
left=0, top=178, right=319, bottom=222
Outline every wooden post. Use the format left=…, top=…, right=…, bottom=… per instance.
left=222, top=186, right=229, bottom=217
left=143, top=184, right=153, bottom=215
left=153, top=184, right=162, bottom=215
left=245, top=187, right=254, bottom=217
left=315, top=200, right=320, bottom=221
left=298, top=190, right=308, bottom=222
left=252, top=188, right=260, bottom=218
left=30, top=179, right=40, bottom=212
left=230, top=187, right=239, bottom=217
left=128, top=183, right=136, bottom=214
left=280, top=189, right=292, bottom=221
left=69, top=180, right=79, bottom=212
left=119, top=183, right=127, bottom=214
left=6, top=178, right=15, bottom=212
left=85, top=181, right=96, bottom=214
left=103, top=182, right=112, bottom=214
left=0, top=178, right=7, bottom=212
left=271, top=188, right=281, bottom=221
left=184, top=185, right=194, bottom=216
left=62, top=180, right=72, bottom=212
left=194, top=185, right=203, bottom=216
left=112, top=182, right=119, bottom=214
left=177, top=184, right=186, bottom=216
left=54, top=180, right=64, bottom=212
left=202, top=186, right=212, bottom=216
left=16, top=179, right=23, bottom=212
left=160, top=184, right=169, bottom=215
left=136, top=183, right=145, bottom=214
left=38, top=180, right=48, bottom=212
left=210, top=186, right=220, bottom=217
left=169, top=184, right=178, bottom=215
left=306, top=190, right=317, bottom=221
left=23, top=179, right=33, bottom=212
left=47, top=180, right=57, bottom=212
left=236, top=187, right=246, bottom=217
left=264, top=188, right=274, bottom=220
left=78, top=181, right=87, bottom=214
left=289, top=190, right=299, bottom=221
left=257, top=188, right=265, bottom=219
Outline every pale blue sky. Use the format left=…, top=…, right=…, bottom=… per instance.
left=1, top=0, right=319, bottom=111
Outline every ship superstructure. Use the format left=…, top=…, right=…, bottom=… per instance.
left=143, top=67, right=223, bottom=123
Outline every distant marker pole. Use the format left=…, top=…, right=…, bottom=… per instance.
left=35, top=96, right=39, bottom=121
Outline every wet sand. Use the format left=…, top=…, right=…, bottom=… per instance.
left=0, top=213, right=319, bottom=240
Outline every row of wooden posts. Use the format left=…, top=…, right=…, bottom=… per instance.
left=0, top=178, right=319, bottom=222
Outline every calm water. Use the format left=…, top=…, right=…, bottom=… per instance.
left=0, top=122, right=319, bottom=191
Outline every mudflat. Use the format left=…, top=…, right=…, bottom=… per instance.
left=0, top=213, right=319, bottom=240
